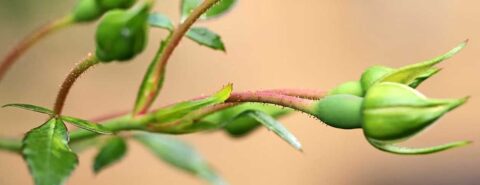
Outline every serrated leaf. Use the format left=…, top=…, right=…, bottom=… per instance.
left=22, top=118, right=78, bottom=185
left=187, top=27, right=225, bottom=51
left=93, top=137, right=127, bottom=173
left=149, top=12, right=174, bottom=31
left=367, top=137, right=471, bottom=155
left=152, top=84, right=233, bottom=123
left=235, top=110, right=302, bottom=151
left=133, top=35, right=171, bottom=116
left=134, top=133, right=226, bottom=185
left=181, top=0, right=237, bottom=21
left=3, top=103, right=54, bottom=115
left=61, top=116, right=112, bottom=134
left=379, top=40, right=467, bottom=86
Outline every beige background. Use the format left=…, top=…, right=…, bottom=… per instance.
left=1, top=0, right=480, bottom=184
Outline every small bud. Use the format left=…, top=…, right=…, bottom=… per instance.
left=360, top=66, right=393, bottom=93
left=98, top=0, right=136, bottom=10
left=328, top=81, right=363, bottom=97
left=72, top=0, right=137, bottom=22
left=72, top=0, right=104, bottom=22
left=95, top=2, right=150, bottom=62
left=310, top=94, right=363, bottom=129
left=363, top=82, right=467, bottom=142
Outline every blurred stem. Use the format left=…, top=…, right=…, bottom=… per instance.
left=0, top=15, right=74, bottom=82
left=0, top=89, right=325, bottom=153
left=53, top=53, right=100, bottom=115
left=136, top=0, right=222, bottom=115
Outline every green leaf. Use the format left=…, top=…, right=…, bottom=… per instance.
left=132, top=35, right=171, bottom=116
left=236, top=110, right=302, bottom=151
left=134, top=133, right=225, bottom=185
left=22, top=119, right=78, bottom=185
left=379, top=40, right=467, bottom=86
left=2, top=103, right=54, bottom=115
left=187, top=27, right=226, bottom=51
left=152, top=84, right=233, bottom=123
left=93, top=137, right=127, bottom=173
left=367, top=138, right=471, bottom=155
left=181, top=0, right=237, bottom=21
left=148, top=12, right=174, bottom=31
left=203, top=103, right=291, bottom=137
left=61, top=116, right=112, bottom=134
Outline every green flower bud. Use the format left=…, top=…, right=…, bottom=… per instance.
left=95, top=3, right=150, bottom=62
left=360, top=65, right=394, bottom=93
left=98, top=0, right=136, bottom=10
left=72, top=0, right=137, bottom=22
left=328, top=81, right=364, bottom=97
left=72, top=0, right=104, bottom=22
left=310, top=94, right=363, bottom=129
left=363, top=82, right=467, bottom=142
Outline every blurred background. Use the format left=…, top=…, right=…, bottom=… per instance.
left=1, top=0, right=480, bottom=184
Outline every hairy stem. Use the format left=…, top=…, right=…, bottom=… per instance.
left=0, top=89, right=325, bottom=153
left=53, top=53, right=100, bottom=115
left=0, top=15, right=74, bottom=82
left=136, top=0, right=222, bottom=115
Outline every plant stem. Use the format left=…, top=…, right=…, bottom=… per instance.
left=53, top=53, right=100, bottom=115
left=137, top=0, right=222, bottom=114
left=0, top=88, right=325, bottom=153
left=0, top=15, right=74, bottom=82
left=0, top=137, right=22, bottom=153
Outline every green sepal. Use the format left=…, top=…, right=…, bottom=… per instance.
left=310, top=94, right=363, bottom=129
left=134, top=133, right=226, bottom=185
left=378, top=40, right=467, bottom=87
left=22, top=118, right=78, bottom=185
left=93, top=137, right=127, bottom=173
left=187, top=27, right=226, bottom=51
left=363, top=82, right=468, bottom=142
left=367, top=137, right=471, bottom=155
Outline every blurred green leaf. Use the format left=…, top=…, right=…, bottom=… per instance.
left=367, top=138, right=471, bottom=155
left=3, top=103, right=54, bottom=115
left=152, top=84, right=233, bottom=123
left=201, top=103, right=291, bottom=137
left=187, top=27, right=225, bottom=51
left=61, top=116, right=112, bottom=134
left=149, top=12, right=174, bottom=31
left=93, top=137, right=127, bottom=173
left=22, top=119, right=78, bottom=185
left=237, top=110, right=301, bottom=151
left=181, top=0, right=237, bottom=21
left=134, top=133, right=226, bottom=185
